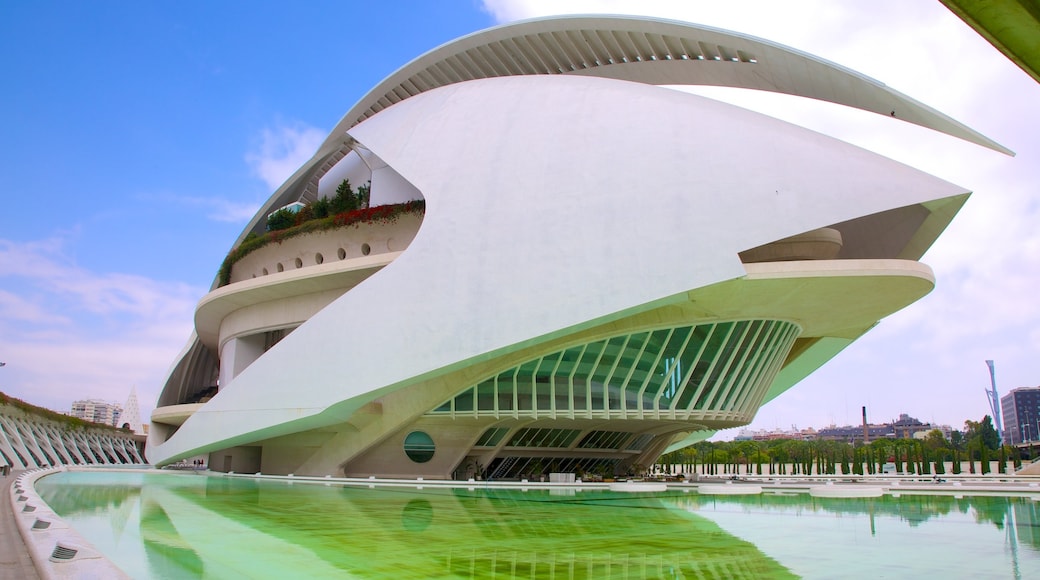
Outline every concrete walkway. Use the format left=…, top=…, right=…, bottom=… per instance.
left=0, top=471, right=41, bottom=580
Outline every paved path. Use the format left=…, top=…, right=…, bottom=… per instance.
left=0, top=471, right=41, bottom=580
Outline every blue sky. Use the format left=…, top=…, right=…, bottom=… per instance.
left=1, top=1, right=1037, bottom=437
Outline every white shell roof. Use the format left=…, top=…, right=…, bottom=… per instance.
left=329, top=14, right=1010, bottom=153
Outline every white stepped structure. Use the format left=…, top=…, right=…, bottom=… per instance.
left=0, top=401, right=144, bottom=469
left=121, top=386, right=143, bottom=434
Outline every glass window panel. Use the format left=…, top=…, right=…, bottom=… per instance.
left=710, top=320, right=761, bottom=410
left=507, top=428, right=531, bottom=446
left=577, top=431, right=598, bottom=448
left=721, top=321, right=773, bottom=410
left=556, top=346, right=581, bottom=378
left=576, top=341, right=603, bottom=383
left=403, top=431, right=435, bottom=463
left=516, top=360, right=539, bottom=411
left=613, top=332, right=648, bottom=387
left=498, top=384, right=514, bottom=411
left=454, top=388, right=474, bottom=412
left=477, top=382, right=496, bottom=411
left=607, top=384, right=623, bottom=411
left=475, top=427, right=506, bottom=447
left=593, top=336, right=625, bottom=411
left=572, top=378, right=588, bottom=411
left=653, top=328, right=691, bottom=408
left=627, top=433, right=654, bottom=451
left=535, top=355, right=558, bottom=411
left=694, top=322, right=735, bottom=410
left=606, top=431, right=628, bottom=449
left=627, top=330, right=664, bottom=409
left=591, top=338, right=621, bottom=383
left=555, top=378, right=571, bottom=411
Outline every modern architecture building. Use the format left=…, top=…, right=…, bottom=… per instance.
left=69, top=399, right=122, bottom=428
left=1001, top=386, right=1040, bottom=445
left=1, top=396, right=144, bottom=468
left=148, top=16, right=1006, bottom=478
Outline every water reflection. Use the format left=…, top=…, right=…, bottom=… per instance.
left=34, top=472, right=1040, bottom=579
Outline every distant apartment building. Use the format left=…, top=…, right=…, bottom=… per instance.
left=70, top=399, right=123, bottom=427
left=1001, top=386, right=1040, bottom=445
left=734, top=428, right=818, bottom=442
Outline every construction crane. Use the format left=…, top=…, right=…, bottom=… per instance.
left=985, top=360, right=1004, bottom=443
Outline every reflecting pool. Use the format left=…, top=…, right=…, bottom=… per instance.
left=35, top=471, right=1040, bottom=579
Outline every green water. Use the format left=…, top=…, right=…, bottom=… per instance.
left=34, top=471, right=1040, bottom=579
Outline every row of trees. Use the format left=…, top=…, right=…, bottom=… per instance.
left=657, top=416, right=1018, bottom=476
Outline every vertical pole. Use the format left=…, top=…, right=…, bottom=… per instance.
left=986, top=360, right=1004, bottom=443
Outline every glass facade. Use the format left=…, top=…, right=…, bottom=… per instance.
left=428, top=320, right=800, bottom=423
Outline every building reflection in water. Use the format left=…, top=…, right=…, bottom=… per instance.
left=34, top=472, right=1040, bottom=579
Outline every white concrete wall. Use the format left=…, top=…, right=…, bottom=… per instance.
left=229, top=213, right=422, bottom=283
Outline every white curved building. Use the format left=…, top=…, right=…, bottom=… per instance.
left=148, top=15, right=1003, bottom=479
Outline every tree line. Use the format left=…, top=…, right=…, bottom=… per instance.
left=656, top=415, right=1019, bottom=476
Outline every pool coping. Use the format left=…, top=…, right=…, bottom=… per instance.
left=15, top=466, right=1040, bottom=579
left=10, top=466, right=131, bottom=580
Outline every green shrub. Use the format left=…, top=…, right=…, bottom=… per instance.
left=266, top=208, right=296, bottom=231
left=330, top=179, right=360, bottom=214
left=312, top=197, right=330, bottom=219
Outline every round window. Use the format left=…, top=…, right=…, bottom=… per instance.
left=361, top=243, right=371, bottom=256
left=403, top=431, right=435, bottom=463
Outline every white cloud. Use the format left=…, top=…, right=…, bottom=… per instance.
left=245, top=122, right=325, bottom=191
left=146, top=193, right=262, bottom=224
left=0, top=288, right=70, bottom=326
left=0, top=236, right=204, bottom=417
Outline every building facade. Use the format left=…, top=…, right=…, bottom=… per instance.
left=147, top=16, right=1003, bottom=479
left=1001, top=387, right=1040, bottom=445
left=816, top=414, right=944, bottom=443
left=70, top=399, right=122, bottom=428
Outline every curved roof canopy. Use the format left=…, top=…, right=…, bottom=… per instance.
left=234, top=15, right=1009, bottom=258
left=941, top=0, right=1040, bottom=84
left=332, top=15, right=1010, bottom=150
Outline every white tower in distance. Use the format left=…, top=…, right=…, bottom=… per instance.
left=122, top=386, right=143, bottom=434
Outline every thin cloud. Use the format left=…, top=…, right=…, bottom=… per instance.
left=0, top=289, right=70, bottom=326
left=144, top=192, right=262, bottom=223
left=245, top=122, right=325, bottom=191
left=0, top=236, right=203, bottom=416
